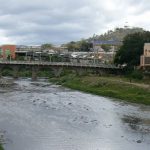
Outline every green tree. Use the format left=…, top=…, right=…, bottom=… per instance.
left=66, top=41, right=79, bottom=51
left=101, top=44, right=111, bottom=52
left=41, top=43, right=53, bottom=50
left=78, top=40, right=93, bottom=52
left=114, top=31, right=150, bottom=68
left=66, top=40, right=92, bottom=52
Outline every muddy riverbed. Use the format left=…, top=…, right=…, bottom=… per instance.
left=0, top=78, right=150, bottom=150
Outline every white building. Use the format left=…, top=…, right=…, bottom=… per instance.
left=140, top=43, right=150, bottom=69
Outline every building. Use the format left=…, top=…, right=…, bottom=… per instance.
left=16, top=45, right=41, bottom=52
left=15, top=45, right=43, bottom=61
left=92, top=40, right=122, bottom=46
left=0, top=45, right=16, bottom=60
left=70, top=51, right=115, bottom=64
left=140, top=43, right=150, bottom=69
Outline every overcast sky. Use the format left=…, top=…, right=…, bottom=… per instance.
left=0, top=0, right=149, bottom=45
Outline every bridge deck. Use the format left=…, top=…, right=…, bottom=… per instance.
left=0, top=61, right=121, bottom=69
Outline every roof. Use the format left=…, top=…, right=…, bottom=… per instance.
left=92, top=40, right=122, bottom=45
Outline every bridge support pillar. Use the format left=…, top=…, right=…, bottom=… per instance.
left=13, top=66, right=19, bottom=79
left=32, top=67, right=38, bottom=81
left=52, top=67, right=63, bottom=77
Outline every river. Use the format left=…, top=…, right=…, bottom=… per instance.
left=0, top=78, right=150, bottom=150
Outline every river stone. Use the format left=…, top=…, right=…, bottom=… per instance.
left=136, top=140, right=142, bottom=143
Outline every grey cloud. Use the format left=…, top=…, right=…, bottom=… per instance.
left=0, top=0, right=149, bottom=45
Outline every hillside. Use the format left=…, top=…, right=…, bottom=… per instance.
left=88, top=27, right=145, bottom=42
left=64, top=27, right=145, bottom=52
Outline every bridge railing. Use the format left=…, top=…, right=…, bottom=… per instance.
left=0, top=60, right=120, bottom=69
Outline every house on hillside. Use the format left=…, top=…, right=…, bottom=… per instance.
left=140, top=43, right=150, bottom=69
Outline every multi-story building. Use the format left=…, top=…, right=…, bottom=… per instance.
left=140, top=43, right=150, bottom=69
left=0, top=45, right=16, bottom=60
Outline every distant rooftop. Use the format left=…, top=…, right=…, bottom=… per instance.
left=92, top=40, right=122, bottom=45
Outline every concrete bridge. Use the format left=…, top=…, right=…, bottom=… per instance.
left=0, top=61, right=123, bottom=80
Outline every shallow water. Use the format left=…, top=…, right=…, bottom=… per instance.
left=0, top=78, right=150, bottom=150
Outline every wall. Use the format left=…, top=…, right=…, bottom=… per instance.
left=140, top=43, right=150, bottom=67
left=144, top=43, right=150, bottom=56
left=0, top=45, right=16, bottom=59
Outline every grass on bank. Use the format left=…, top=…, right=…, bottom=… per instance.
left=0, top=145, right=4, bottom=150
left=1, top=67, right=150, bottom=105
left=49, top=74, right=150, bottom=105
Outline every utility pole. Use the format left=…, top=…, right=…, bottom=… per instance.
left=10, top=55, right=11, bottom=62
left=92, top=34, right=96, bottom=65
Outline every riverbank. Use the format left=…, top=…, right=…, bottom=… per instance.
left=49, top=74, right=150, bottom=105
left=0, top=145, right=4, bottom=150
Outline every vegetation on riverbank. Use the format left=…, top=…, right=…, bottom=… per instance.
left=1, top=66, right=150, bottom=105
left=0, top=145, right=4, bottom=150
left=1, top=67, right=53, bottom=78
left=49, top=74, right=150, bottom=105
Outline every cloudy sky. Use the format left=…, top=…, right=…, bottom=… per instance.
left=0, top=0, right=149, bottom=45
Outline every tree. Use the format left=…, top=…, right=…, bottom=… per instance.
left=101, top=44, right=111, bottom=52
left=66, top=41, right=79, bottom=51
left=114, top=31, right=150, bottom=68
left=66, top=40, right=92, bottom=52
left=41, top=43, right=53, bottom=50
left=78, top=40, right=93, bottom=52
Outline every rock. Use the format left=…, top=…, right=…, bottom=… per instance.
left=83, top=121, right=88, bottom=123
left=73, top=117, right=77, bottom=122
left=81, top=116, right=84, bottom=119
left=136, top=140, right=142, bottom=143
left=91, top=120, right=97, bottom=122
left=52, top=107, right=56, bottom=110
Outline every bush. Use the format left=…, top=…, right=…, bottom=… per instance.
left=2, top=69, right=13, bottom=76
left=130, top=70, right=143, bottom=80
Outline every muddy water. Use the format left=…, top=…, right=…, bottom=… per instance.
left=0, top=79, right=150, bottom=150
